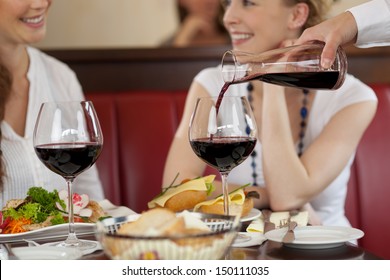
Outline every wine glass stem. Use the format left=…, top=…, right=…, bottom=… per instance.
left=65, top=177, right=78, bottom=245
left=220, top=171, right=229, bottom=216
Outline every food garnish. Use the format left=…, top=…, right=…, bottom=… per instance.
left=0, top=186, right=106, bottom=234
left=56, top=189, right=93, bottom=217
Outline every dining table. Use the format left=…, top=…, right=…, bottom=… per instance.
left=78, top=240, right=380, bottom=260
left=4, top=227, right=381, bottom=260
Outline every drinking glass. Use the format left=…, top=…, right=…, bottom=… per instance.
left=222, top=41, right=347, bottom=90
left=189, top=96, right=257, bottom=216
left=33, top=101, right=103, bottom=250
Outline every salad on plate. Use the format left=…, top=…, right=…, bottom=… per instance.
left=0, top=187, right=107, bottom=235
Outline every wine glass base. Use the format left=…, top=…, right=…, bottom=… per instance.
left=44, top=239, right=98, bottom=252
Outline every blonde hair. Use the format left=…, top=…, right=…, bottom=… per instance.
left=284, top=0, right=333, bottom=29
left=0, top=63, right=12, bottom=192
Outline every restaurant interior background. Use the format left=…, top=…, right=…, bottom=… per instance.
left=34, top=0, right=369, bottom=50
left=27, top=0, right=390, bottom=260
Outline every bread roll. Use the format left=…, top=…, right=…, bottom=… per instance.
left=117, top=208, right=177, bottom=236
left=164, top=190, right=207, bottom=212
left=173, top=228, right=217, bottom=247
left=148, top=175, right=215, bottom=212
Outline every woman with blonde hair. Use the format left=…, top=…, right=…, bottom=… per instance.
left=163, top=0, right=377, bottom=226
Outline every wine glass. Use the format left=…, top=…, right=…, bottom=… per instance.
left=189, top=96, right=257, bottom=216
left=33, top=101, right=103, bottom=250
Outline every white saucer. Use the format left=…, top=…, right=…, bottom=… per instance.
left=12, top=246, right=83, bottom=260
left=265, top=226, right=364, bottom=249
left=232, top=232, right=267, bottom=248
left=241, top=208, right=261, bottom=222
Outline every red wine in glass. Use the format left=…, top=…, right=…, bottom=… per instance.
left=190, top=136, right=256, bottom=173
left=33, top=101, right=103, bottom=250
left=189, top=96, right=257, bottom=216
left=35, top=143, right=102, bottom=178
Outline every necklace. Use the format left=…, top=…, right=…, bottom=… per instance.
left=298, top=88, right=309, bottom=157
left=246, top=83, right=309, bottom=186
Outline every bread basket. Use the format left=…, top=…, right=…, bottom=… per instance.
left=95, top=212, right=240, bottom=260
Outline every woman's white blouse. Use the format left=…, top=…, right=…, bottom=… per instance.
left=0, top=47, right=105, bottom=207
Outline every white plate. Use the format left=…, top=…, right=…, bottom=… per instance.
left=12, top=246, right=83, bottom=260
left=232, top=232, right=267, bottom=248
left=240, top=208, right=261, bottom=222
left=0, top=199, right=137, bottom=243
left=265, top=226, right=364, bottom=249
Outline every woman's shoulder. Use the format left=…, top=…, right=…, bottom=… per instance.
left=193, top=66, right=223, bottom=96
left=318, top=74, right=377, bottom=103
left=342, top=74, right=376, bottom=94
left=314, top=74, right=377, bottom=117
left=26, top=47, right=83, bottom=100
left=194, top=66, right=222, bottom=82
left=193, top=66, right=247, bottom=97
left=27, top=47, right=76, bottom=77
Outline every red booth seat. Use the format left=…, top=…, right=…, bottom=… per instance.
left=87, top=91, right=187, bottom=212
left=346, top=84, right=390, bottom=259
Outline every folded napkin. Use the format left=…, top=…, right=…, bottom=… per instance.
left=98, top=199, right=138, bottom=216
left=246, top=210, right=309, bottom=233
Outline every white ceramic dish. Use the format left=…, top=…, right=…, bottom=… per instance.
left=0, top=200, right=137, bottom=243
left=265, top=226, right=364, bottom=249
left=240, top=208, right=261, bottom=222
left=12, top=246, right=83, bottom=260
left=232, top=232, right=267, bottom=248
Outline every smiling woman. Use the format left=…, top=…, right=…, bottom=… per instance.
left=162, top=0, right=378, bottom=233
left=0, top=0, right=104, bottom=206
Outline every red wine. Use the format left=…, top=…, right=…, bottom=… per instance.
left=35, top=143, right=102, bottom=178
left=255, top=71, right=340, bottom=89
left=216, top=71, right=339, bottom=115
left=190, top=137, right=256, bottom=173
left=215, top=82, right=230, bottom=115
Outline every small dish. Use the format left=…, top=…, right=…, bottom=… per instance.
left=241, top=208, right=261, bottom=222
left=12, top=246, right=83, bottom=260
left=265, top=226, right=364, bottom=249
left=232, top=232, right=267, bottom=248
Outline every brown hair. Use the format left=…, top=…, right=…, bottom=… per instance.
left=178, top=2, right=228, bottom=37
left=284, top=0, right=333, bottom=29
left=0, top=63, right=12, bottom=192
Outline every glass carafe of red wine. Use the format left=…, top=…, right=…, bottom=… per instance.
left=222, top=41, right=347, bottom=90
